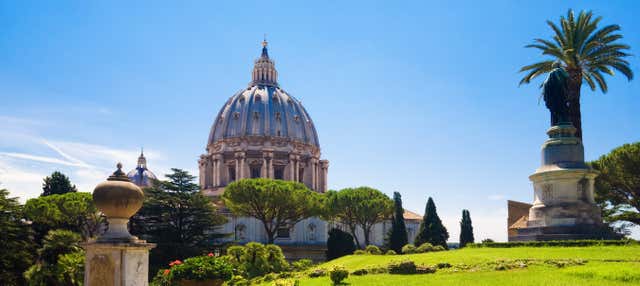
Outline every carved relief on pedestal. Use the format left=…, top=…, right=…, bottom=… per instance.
left=541, top=184, right=553, bottom=201
left=89, top=254, right=114, bottom=286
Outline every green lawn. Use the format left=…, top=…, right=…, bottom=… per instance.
left=266, top=246, right=640, bottom=285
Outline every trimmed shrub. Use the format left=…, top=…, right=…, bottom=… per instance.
left=329, top=266, right=349, bottom=285
left=274, top=278, right=300, bottom=286
left=416, top=243, right=434, bottom=253
left=326, top=228, right=356, bottom=260
left=401, top=244, right=417, bottom=254
left=291, top=259, right=314, bottom=271
left=351, top=268, right=368, bottom=276
left=308, top=268, right=326, bottom=278
left=416, top=266, right=437, bottom=274
left=388, top=260, right=417, bottom=274
left=386, top=250, right=397, bottom=255
left=365, top=245, right=382, bottom=255
left=354, top=250, right=366, bottom=255
left=226, top=275, right=250, bottom=286
left=436, top=262, right=452, bottom=269
left=433, top=245, right=446, bottom=252
left=468, top=239, right=637, bottom=248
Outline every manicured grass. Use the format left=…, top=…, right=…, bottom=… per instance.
left=264, top=246, right=640, bottom=285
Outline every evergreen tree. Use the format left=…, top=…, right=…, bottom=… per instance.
left=129, top=168, right=227, bottom=277
left=0, top=189, right=36, bottom=286
left=41, top=171, right=77, bottom=196
left=414, top=197, right=449, bottom=249
left=326, top=228, right=356, bottom=260
left=459, top=209, right=474, bottom=248
left=386, top=192, right=408, bottom=253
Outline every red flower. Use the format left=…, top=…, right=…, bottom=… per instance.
left=163, top=269, right=170, bottom=276
left=169, top=260, right=182, bottom=267
left=208, top=253, right=214, bottom=257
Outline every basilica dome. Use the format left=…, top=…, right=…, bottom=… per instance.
left=207, top=48, right=319, bottom=148
left=127, top=150, right=157, bottom=187
left=200, top=41, right=328, bottom=195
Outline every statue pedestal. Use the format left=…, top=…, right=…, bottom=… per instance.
left=512, top=124, right=603, bottom=241
left=83, top=240, right=155, bottom=286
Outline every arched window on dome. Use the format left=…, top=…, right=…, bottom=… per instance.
left=274, top=166, right=285, bottom=180
left=228, top=167, right=236, bottom=182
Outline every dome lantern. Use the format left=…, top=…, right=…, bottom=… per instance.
left=250, top=39, right=278, bottom=87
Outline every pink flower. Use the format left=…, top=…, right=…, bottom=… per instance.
left=163, top=269, right=170, bottom=276
left=208, top=253, right=214, bottom=257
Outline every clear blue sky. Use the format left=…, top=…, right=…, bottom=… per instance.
left=1, top=1, right=638, bottom=241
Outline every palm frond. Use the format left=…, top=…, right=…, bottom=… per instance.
left=546, top=20, right=566, bottom=48
left=609, top=61, right=634, bottom=80
left=582, top=72, right=597, bottom=90
left=590, top=71, right=609, bottom=93
left=519, top=61, right=555, bottom=85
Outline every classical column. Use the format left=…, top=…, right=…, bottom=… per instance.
left=198, top=156, right=206, bottom=188
left=288, top=154, right=296, bottom=181
left=212, top=156, right=218, bottom=186
left=320, top=160, right=329, bottom=192
left=235, top=152, right=246, bottom=180
left=310, top=158, right=318, bottom=191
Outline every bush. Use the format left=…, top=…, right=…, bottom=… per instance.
left=351, top=268, right=368, bottom=276
left=416, top=243, right=434, bottom=253
left=385, top=250, right=397, bottom=255
left=262, top=273, right=277, bottom=282
left=326, top=228, right=356, bottom=260
left=433, top=245, right=446, bottom=252
left=226, top=275, right=250, bottom=286
left=401, top=244, right=417, bottom=254
left=436, top=262, right=452, bottom=269
left=170, top=255, right=234, bottom=282
left=274, top=279, right=300, bottom=286
left=388, top=260, right=417, bottom=274
left=308, top=268, right=326, bottom=278
left=353, top=250, right=366, bottom=255
left=365, top=245, right=382, bottom=255
left=468, top=239, right=637, bottom=248
left=329, top=266, right=349, bottom=285
left=291, top=259, right=314, bottom=271
left=416, top=266, right=437, bottom=274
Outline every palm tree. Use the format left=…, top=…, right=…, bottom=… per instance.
left=520, top=9, right=633, bottom=139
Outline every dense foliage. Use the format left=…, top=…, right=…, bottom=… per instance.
left=223, top=178, right=322, bottom=244
left=326, top=228, right=356, bottom=260
left=415, top=197, right=449, bottom=249
left=459, top=209, right=474, bottom=248
left=24, top=229, right=84, bottom=286
left=24, top=192, right=104, bottom=241
left=130, top=168, right=227, bottom=278
left=324, top=187, right=393, bottom=248
left=225, top=242, right=289, bottom=278
left=469, top=239, right=638, bottom=248
left=520, top=9, right=633, bottom=139
left=329, top=265, right=348, bottom=285
left=0, top=189, right=36, bottom=286
left=41, top=171, right=78, bottom=197
left=590, top=142, right=640, bottom=229
left=386, top=192, right=409, bottom=253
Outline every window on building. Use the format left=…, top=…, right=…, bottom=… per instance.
left=235, top=224, right=246, bottom=241
left=298, top=168, right=304, bottom=183
left=250, top=166, right=261, bottom=178
left=277, top=227, right=290, bottom=238
left=274, top=166, right=285, bottom=180
left=308, top=223, right=316, bottom=241
left=228, top=167, right=236, bottom=182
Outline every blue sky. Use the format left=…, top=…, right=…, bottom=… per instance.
left=1, top=1, right=638, bottom=241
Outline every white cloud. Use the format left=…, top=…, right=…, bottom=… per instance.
left=488, top=194, right=505, bottom=201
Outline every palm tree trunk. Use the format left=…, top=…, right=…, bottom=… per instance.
left=567, top=70, right=583, bottom=139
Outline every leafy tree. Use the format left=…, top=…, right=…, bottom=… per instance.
left=590, top=142, right=640, bottom=228
left=0, top=188, right=36, bottom=286
left=41, top=171, right=77, bottom=196
left=129, top=168, right=227, bottom=276
left=24, top=192, right=104, bottom=242
left=223, top=242, right=288, bottom=278
left=326, top=228, right=356, bottom=260
left=415, top=197, right=449, bottom=249
left=519, top=9, right=633, bottom=139
left=223, top=178, right=322, bottom=244
left=386, top=192, right=409, bottom=253
left=459, top=209, right=474, bottom=248
left=324, top=187, right=393, bottom=248
left=24, top=229, right=83, bottom=286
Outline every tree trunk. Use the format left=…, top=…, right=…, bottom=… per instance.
left=263, top=221, right=275, bottom=244
left=567, top=69, right=583, bottom=139
left=349, top=225, right=361, bottom=249
left=363, top=225, right=372, bottom=247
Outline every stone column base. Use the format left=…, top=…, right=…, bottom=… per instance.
left=83, top=241, right=156, bottom=286
left=510, top=224, right=612, bottom=241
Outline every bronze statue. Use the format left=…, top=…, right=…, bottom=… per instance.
left=542, top=64, right=571, bottom=126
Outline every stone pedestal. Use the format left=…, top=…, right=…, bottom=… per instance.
left=512, top=124, right=604, bottom=241
left=83, top=241, right=155, bottom=286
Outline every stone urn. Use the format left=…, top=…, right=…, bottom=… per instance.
left=177, top=280, right=224, bottom=286
left=93, top=162, right=145, bottom=242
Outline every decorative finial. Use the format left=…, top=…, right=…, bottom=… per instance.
left=109, top=162, right=129, bottom=181
left=262, top=33, right=268, bottom=47
left=117, top=162, right=123, bottom=170
left=140, top=147, right=144, bottom=156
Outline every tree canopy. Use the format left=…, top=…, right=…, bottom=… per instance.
left=326, top=228, right=356, bottom=261
left=590, top=142, right=640, bottom=229
left=324, top=187, right=393, bottom=248
left=519, top=9, right=633, bottom=139
left=459, top=209, right=474, bottom=248
left=0, top=188, right=36, bottom=286
left=223, top=178, right=322, bottom=244
left=41, top=171, right=77, bottom=197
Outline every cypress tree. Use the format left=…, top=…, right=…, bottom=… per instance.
left=459, top=209, right=475, bottom=248
left=414, top=197, right=449, bottom=249
left=386, top=192, right=408, bottom=253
